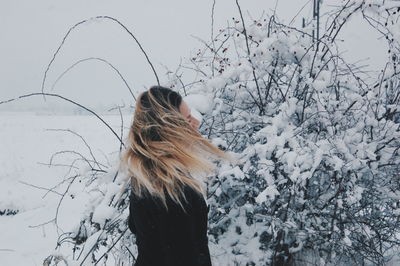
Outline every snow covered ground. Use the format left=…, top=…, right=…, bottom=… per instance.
left=0, top=112, right=131, bottom=266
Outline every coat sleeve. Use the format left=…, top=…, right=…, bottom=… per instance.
left=191, top=196, right=213, bottom=266
left=128, top=193, right=159, bottom=241
left=127, top=212, right=136, bottom=234
left=175, top=185, right=212, bottom=266
left=128, top=192, right=174, bottom=265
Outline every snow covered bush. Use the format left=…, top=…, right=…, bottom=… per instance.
left=164, top=1, right=400, bottom=265
left=42, top=1, right=400, bottom=265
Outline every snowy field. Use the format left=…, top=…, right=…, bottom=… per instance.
left=0, top=112, right=132, bottom=265
left=1, top=109, right=400, bottom=266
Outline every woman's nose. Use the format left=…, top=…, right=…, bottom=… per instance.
left=191, top=118, right=200, bottom=130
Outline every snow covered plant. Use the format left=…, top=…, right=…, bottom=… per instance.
left=163, top=1, right=400, bottom=265
left=41, top=129, right=136, bottom=266
left=40, top=1, right=400, bottom=266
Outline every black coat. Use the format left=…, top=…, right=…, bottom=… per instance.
left=128, top=184, right=212, bottom=266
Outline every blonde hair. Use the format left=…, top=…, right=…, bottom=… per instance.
left=119, top=86, right=235, bottom=213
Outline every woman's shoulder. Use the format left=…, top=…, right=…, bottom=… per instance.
left=182, top=184, right=205, bottom=200
left=129, top=187, right=160, bottom=204
left=129, top=184, right=205, bottom=210
left=182, top=184, right=209, bottom=211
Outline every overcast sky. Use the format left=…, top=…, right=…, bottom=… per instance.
left=0, top=0, right=386, bottom=112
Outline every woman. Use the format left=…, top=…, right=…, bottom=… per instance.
left=119, top=86, right=234, bottom=266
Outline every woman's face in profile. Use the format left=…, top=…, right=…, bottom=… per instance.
left=179, top=100, right=200, bottom=131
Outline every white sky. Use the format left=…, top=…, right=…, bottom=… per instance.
left=0, top=0, right=387, bottom=111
